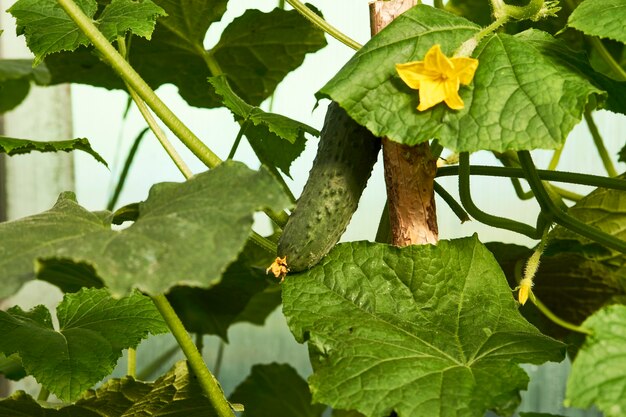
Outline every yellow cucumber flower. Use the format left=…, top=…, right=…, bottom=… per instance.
left=396, top=44, right=478, bottom=111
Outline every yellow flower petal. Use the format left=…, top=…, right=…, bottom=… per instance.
left=396, top=43, right=479, bottom=111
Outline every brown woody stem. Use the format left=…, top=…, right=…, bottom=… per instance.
left=369, top=0, right=439, bottom=247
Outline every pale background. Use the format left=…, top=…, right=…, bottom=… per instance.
left=1, top=0, right=621, bottom=415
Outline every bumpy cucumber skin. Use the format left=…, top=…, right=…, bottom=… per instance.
left=278, top=102, right=381, bottom=272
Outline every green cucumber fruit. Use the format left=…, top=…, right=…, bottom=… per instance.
left=277, top=102, right=381, bottom=272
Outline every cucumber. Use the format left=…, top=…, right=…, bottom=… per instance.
left=277, top=102, right=381, bottom=272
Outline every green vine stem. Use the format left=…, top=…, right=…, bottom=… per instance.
left=584, top=110, right=619, bottom=177
left=434, top=181, right=471, bottom=223
left=437, top=165, right=626, bottom=191
left=284, top=0, right=362, bottom=50
left=57, top=0, right=221, bottom=169
left=588, top=37, right=626, bottom=82
left=518, top=151, right=626, bottom=253
left=152, top=294, right=235, bottom=417
left=548, top=146, right=563, bottom=171
left=214, top=341, right=225, bottom=379
left=36, top=386, right=50, bottom=402
left=127, top=347, right=137, bottom=378
left=227, top=120, right=250, bottom=160
left=530, top=295, right=593, bottom=335
left=459, top=153, right=541, bottom=239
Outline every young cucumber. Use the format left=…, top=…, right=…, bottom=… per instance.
left=277, top=102, right=381, bottom=272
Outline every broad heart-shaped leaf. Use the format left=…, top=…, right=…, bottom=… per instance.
left=566, top=305, right=626, bottom=417
left=210, top=75, right=317, bottom=177
left=283, top=237, right=565, bottom=417
left=44, top=6, right=327, bottom=109
left=229, top=363, right=326, bottom=417
left=319, top=5, right=605, bottom=152
left=567, top=0, right=626, bottom=44
left=0, top=161, right=290, bottom=298
left=8, top=0, right=165, bottom=66
left=0, top=288, right=168, bottom=402
left=0, top=59, right=50, bottom=113
left=35, top=258, right=105, bottom=293
left=166, top=239, right=280, bottom=340
left=0, top=136, right=108, bottom=166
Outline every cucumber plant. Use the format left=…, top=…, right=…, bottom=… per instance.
left=0, top=0, right=625, bottom=417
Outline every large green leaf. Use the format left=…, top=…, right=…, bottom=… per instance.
left=567, top=0, right=626, bottom=44
left=0, top=353, right=26, bottom=381
left=0, top=288, right=168, bottom=402
left=229, top=363, right=325, bottom=417
left=283, top=237, right=565, bottom=417
left=445, top=0, right=493, bottom=26
left=0, top=136, right=108, bottom=166
left=318, top=5, right=605, bottom=152
left=8, top=0, right=165, bottom=65
left=0, top=59, right=50, bottom=112
left=209, top=75, right=317, bottom=177
left=0, top=361, right=219, bottom=416
left=166, top=240, right=280, bottom=340
left=44, top=6, right=327, bottom=109
left=566, top=305, right=626, bottom=417
left=0, top=162, right=290, bottom=298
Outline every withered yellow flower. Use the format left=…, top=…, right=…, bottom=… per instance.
left=517, top=277, right=534, bottom=306
left=396, top=44, right=478, bottom=111
left=266, top=256, right=289, bottom=282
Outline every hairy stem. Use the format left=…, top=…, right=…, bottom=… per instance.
left=152, top=295, right=235, bottom=417
left=285, top=0, right=362, bottom=50
left=127, top=348, right=137, bottom=378
left=584, top=110, right=618, bottom=177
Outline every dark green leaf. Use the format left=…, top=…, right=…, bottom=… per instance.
left=332, top=410, right=366, bottom=417
left=210, top=75, right=317, bottom=176
left=319, top=5, right=605, bottom=152
left=8, top=0, right=165, bottom=65
left=0, top=288, right=168, bottom=401
left=96, top=0, right=166, bottom=41
left=45, top=6, right=327, bottom=109
left=0, top=162, right=290, bottom=298
left=283, top=237, right=565, bottom=417
left=74, top=376, right=154, bottom=416
left=566, top=305, right=626, bottom=417
left=0, top=59, right=50, bottom=112
left=0, top=136, right=108, bottom=166
left=232, top=286, right=282, bottom=326
left=445, top=0, right=493, bottom=26
left=567, top=0, right=626, bottom=44
left=487, top=241, right=625, bottom=342
left=8, top=0, right=97, bottom=65
left=167, top=240, right=279, bottom=340
left=229, top=363, right=325, bottom=417
left=0, top=390, right=101, bottom=417
left=212, top=6, right=327, bottom=107
left=36, top=258, right=105, bottom=293
left=0, top=353, right=26, bottom=381
left=619, top=143, right=626, bottom=163
left=124, top=360, right=219, bottom=416
left=519, top=413, right=568, bottom=417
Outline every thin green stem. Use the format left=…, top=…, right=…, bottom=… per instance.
left=531, top=296, right=593, bottom=335
left=213, top=341, right=225, bottom=379
left=127, top=348, right=137, bottom=378
left=518, top=151, right=626, bottom=253
left=228, top=120, right=249, bottom=160
left=434, top=181, right=470, bottom=223
left=152, top=295, right=235, bottom=417
left=455, top=14, right=509, bottom=57
left=196, top=333, right=204, bottom=354
left=588, top=36, right=626, bottom=82
left=548, top=146, right=563, bottom=171
left=434, top=0, right=444, bottom=9
left=107, top=127, right=149, bottom=211
left=57, top=0, right=222, bottom=169
left=264, top=163, right=297, bottom=205
left=458, top=153, right=541, bottom=239
left=552, top=185, right=583, bottom=202
left=436, top=165, right=626, bottom=191
left=250, top=231, right=278, bottom=254
left=284, top=0, right=362, bottom=50
left=584, top=110, right=618, bottom=177
left=37, top=386, right=50, bottom=402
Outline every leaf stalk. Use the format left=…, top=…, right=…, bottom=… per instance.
left=584, top=110, right=618, bottom=177
left=151, top=294, right=235, bottom=417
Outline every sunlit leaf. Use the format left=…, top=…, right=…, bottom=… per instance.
left=283, top=237, right=565, bottom=417
left=0, top=288, right=168, bottom=401
left=567, top=0, right=626, bottom=44
left=566, top=305, right=626, bottom=417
